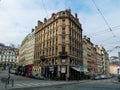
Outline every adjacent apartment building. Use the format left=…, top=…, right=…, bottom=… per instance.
left=34, top=9, right=83, bottom=80
left=83, top=36, right=109, bottom=78
left=0, top=43, right=18, bottom=70
left=19, top=30, right=35, bottom=66
left=95, top=45, right=109, bottom=76
left=83, top=36, right=98, bottom=78
left=101, top=46, right=109, bottom=76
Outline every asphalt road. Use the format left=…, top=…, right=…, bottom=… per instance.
left=44, top=83, right=120, bottom=90
left=39, top=83, right=120, bottom=90
left=0, top=70, right=120, bottom=90
left=8, top=81, right=120, bottom=90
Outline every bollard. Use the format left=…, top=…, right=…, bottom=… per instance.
left=1, top=77, right=8, bottom=89
left=1, top=77, right=14, bottom=89
left=11, top=79, right=14, bottom=87
left=118, top=75, right=120, bottom=82
left=5, top=80, right=8, bottom=89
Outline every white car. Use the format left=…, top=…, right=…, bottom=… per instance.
left=100, top=75, right=107, bottom=79
left=94, top=76, right=101, bottom=80
left=34, top=74, right=45, bottom=80
left=10, top=69, right=16, bottom=74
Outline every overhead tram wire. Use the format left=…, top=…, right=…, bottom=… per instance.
left=103, top=40, right=120, bottom=47
left=90, top=25, right=120, bottom=36
left=42, top=0, right=48, bottom=18
left=91, top=0, right=116, bottom=37
left=91, top=28, right=120, bottom=38
left=97, top=36, right=114, bottom=44
left=91, top=0, right=120, bottom=52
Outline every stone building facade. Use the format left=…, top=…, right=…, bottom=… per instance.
left=34, top=9, right=83, bottom=80
left=19, top=30, right=35, bottom=66
left=0, top=43, right=18, bottom=70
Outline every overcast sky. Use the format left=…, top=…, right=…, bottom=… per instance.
left=0, top=0, right=120, bottom=56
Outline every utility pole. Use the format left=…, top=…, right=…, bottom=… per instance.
left=8, top=66, right=11, bottom=84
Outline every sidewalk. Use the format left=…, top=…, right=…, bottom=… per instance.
left=6, top=80, right=90, bottom=90
left=8, top=81, right=75, bottom=90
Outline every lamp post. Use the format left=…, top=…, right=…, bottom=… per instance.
left=8, top=65, right=11, bottom=84
left=40, top=55, right=45, bottom=76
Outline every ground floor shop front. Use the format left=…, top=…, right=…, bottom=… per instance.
left=33, top=65, right=85, bottom=80
left=0, top=62, right=17, bottom=70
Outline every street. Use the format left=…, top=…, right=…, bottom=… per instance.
left=38, top=83, right=120, bottom=90
left=0, top=70, right=120, bottom=90
left=7, top=80, right=120, bottom=90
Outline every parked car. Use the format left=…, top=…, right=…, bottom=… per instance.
left=34, top=74, right=45, bottom=80
left=29, top=72, right=36, bottom=78
left=100, top=75, right=107, bottom=79
left=10, top=69, right=16, bottom=74
left=93, top=76, right=101, bottom=80
left=92, top=74, right=107, bottom=80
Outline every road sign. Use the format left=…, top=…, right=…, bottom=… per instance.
left=79, top=66, right=84, bottom=72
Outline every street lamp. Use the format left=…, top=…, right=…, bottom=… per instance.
left=8, top=65, right=11, bottom=84
left=40, top=54, right=45, bottom=76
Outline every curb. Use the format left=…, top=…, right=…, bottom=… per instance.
left=8, top=82, right=78, bottom=90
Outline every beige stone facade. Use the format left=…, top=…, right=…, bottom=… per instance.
left=101, top=46, right=110, bottom=76
left=83, top=36, right=94, bottom=78
left=83, top=36, right=109, bottom=78
left=19, top=30, right=35, bottom=66
left=95, top=45, right=103, bottom=73
left=34, top=9, right=83, bottom=80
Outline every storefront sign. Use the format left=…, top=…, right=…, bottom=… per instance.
left=61, top=66, right=66, bottom=73
left=49, top=67, right=54, bottom=71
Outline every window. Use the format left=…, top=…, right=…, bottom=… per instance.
left=62, top=36, right=65, bottom=44
left=62, top=28, right=65, bottom=34
left=62, top=46, right=65, bottom=52
left=56, top=47, right=57, bottom=55
left=62, top=19, right=65, bottom=25
left=56, top=37, right=58, bottom=44
left=55, top=59, right=58, bottom=64
left=52, top=47, right=54, bottom=55
left=56, top=29, right=58, bottom=35
left=62, top=59, right=66, bottom=64
left=56, top=21, right=58, bottom=27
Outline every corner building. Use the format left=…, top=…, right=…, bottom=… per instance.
left=34, top=9, right=83, bottom=80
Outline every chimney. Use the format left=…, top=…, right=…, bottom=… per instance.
left=68, top=8, right=71, bottom=14
left=52, top=13, right=55, bottom=17
left=95, top=45, right=98, bottom=48
left=35, top=26, right=37, bottom=30
left=87, top=37, right=90, bottom=41
left=32, top=29, right=34, bottom=32
left=75, top=13, right=77, bottom=18
left=84, top=35, right=87, bottom=38
left=75, top=13, right=79, bottom=22
left=37, top=20, right=43, bottom=26
left=44, top=18, right=47, bottom=23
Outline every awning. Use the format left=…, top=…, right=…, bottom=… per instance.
left=72, top=67, right=81, bottom=72
left=71, top=66, right=89, bottom=72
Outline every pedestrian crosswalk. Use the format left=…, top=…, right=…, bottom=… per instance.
left=7, top=79, right=117, bottom=89
left=8, top=81, right=73, bottom=89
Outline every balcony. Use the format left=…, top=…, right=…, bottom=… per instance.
left=59, top=52, right=67, bottom=58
